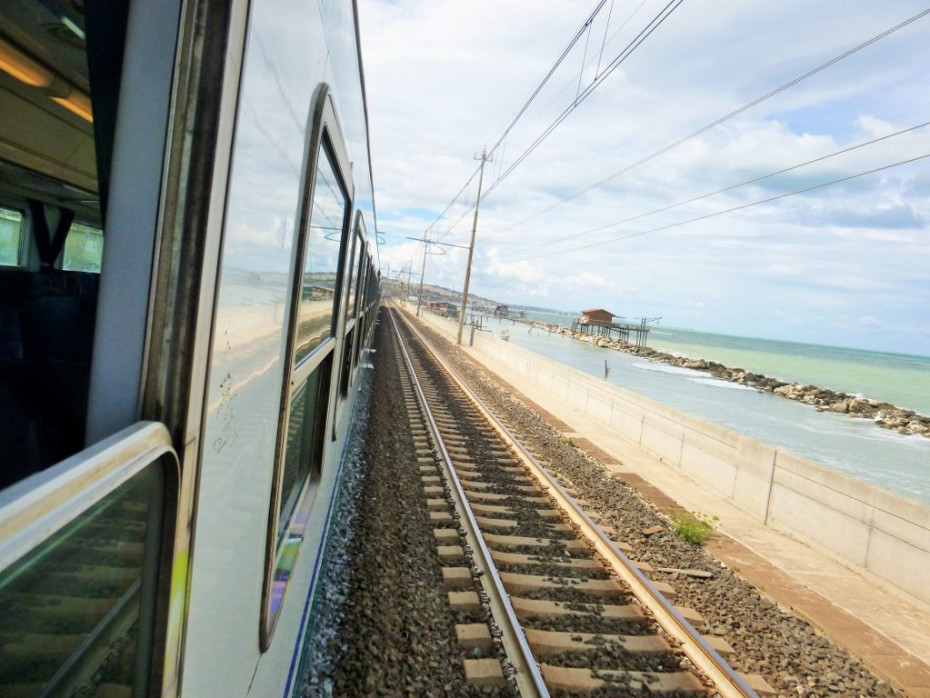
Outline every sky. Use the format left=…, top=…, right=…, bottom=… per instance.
left=357, top=0, right=930, bottom=355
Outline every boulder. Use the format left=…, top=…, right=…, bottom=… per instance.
left=847, top=399, right=874, bottom=415
left=829, top=399, right=851, bottom=414
left=682, top=359, right=709, bottom=370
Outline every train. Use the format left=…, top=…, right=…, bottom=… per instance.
left=0, top=1, right=380, bottom=696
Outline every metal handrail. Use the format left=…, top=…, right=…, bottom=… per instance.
left=0, top=421, right=177, bottom=571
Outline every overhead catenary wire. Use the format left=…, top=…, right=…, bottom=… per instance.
left=486, top=0, right=610, bottom=158
left=503, top=120, right=930, bottom=258
left=483, top=0, right=685, bottom=197
left=491, top=0, right=650, bottom=166
left=421, top=0, right=667, bottom=247
left=422, top=166, right=481, bottom=239
left=419, top=0, right=613, bottom=244
left=505, top=152, right=930, bottom=263
left=483, top=7, right=930, bottom=242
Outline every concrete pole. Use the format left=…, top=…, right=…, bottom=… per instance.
left=416, top=243, right=428, bottom=317
left=406, top=262, right=412, bottom=306
left=457, top=148, right=491, bottom=344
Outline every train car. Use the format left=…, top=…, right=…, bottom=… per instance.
left=0, top=1, right=380, bottom=696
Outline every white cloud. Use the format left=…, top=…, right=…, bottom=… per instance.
left=359, top=0, right=930, bottom=353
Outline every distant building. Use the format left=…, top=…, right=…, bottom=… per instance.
left=580, top=308, right=615, bottom=326
left=494, top=304, right=509, bottom=317
left=427, top=301, right=459, bottom=318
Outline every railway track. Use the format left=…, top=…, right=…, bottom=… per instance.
left=389, top=307, right=759, bottom=697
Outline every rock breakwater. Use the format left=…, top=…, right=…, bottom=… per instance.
left=532, top=323, right=930, bottom=439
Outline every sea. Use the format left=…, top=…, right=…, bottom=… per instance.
left=486, top=310, right=930, bottom=505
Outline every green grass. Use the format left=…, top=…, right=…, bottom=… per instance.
left=669, top=510, right=717, bottom=545
left=562, top=437, right=575, bottom=447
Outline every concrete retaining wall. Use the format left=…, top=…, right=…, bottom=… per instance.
left=417, top=311, right=930, bottom=605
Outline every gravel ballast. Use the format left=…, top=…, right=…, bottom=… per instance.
left=301, top=310, right=903, bottom=697
left=411, top=317, right=901, bottom=698
left=303, top=316, right=496, bottom=696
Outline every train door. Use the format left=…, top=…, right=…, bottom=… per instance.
left=0, top=0, right=246, bottom=695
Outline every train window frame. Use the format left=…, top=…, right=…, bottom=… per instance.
left=0, top=422, right=180, bottom=697
left=261, top=84, right=354, bottom=649
left=355, top=257, right=370, bottom=364
left=337, top=214, right=365, bottom=398
left=0, top=205, right=25, bottom=267
left=347, top=214, right=364, bottom=321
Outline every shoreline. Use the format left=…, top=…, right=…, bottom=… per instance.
left=520, top=319, right=930, bottom=439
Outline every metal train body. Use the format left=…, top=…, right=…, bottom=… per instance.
left=0, top=1, right=379, bottom=696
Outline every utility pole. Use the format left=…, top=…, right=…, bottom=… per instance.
left=457, top=147, right=492, bottom=344
left=406, top=263, right=412, bottom=305
left=416, top=245, right=428, bottom=316
left=406, top=236, right=470, bottom=317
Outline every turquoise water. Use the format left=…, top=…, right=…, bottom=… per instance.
left=518, top=311, right=930, bottom=415
left=650, top=328, right=930, bottom=415
left=489, top=313, right=930, bottom=505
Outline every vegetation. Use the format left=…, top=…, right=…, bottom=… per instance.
left=669, top=510, right=717, bottom=545
left=562, top=437, right=575, bottom=447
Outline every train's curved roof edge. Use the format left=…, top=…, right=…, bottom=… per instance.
left=352, top=0, right=380, bottom=271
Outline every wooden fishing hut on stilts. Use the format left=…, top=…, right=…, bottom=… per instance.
left=570, top=308, right=655, bottom=347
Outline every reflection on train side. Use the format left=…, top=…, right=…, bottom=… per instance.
left=0, top=463, right=165, bottom=697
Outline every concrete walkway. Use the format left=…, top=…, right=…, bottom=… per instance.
left=408, top=308, right=930, bottom=698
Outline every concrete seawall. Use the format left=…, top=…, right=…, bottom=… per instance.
left=417, top=311, right=930, bottom=607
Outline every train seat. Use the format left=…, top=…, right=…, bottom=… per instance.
left=0, top=273, right=98, bottom=487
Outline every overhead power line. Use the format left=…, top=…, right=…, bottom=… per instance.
left=423, top=0, right=682, bottom=246
left=484, top=7, right=930, bottom=242
left=504, top=120, right=930, bottom=258
left=486, top=0, right=610, bottom=158
left=505, top=152, right=930, bottom=263
left=420, top=0, right=614, bottom=243
left=483, top=0, right=685, bottom=196
left=422, top=166, right=481, bottom=239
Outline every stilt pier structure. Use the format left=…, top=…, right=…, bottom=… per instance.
left=570, top=308, right=660, bottom=347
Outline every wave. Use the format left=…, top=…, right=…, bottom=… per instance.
left=691, top=377, right=756, bottom=391
left=632, top=362, right=706, bottom=377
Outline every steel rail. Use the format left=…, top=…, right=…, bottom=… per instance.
left=387, top=308, right=549, bottom=698
left=396, top=307, right=758, bottom=698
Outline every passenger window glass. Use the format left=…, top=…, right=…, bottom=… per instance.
left=277, top=367, right=323, bottom=541
left=269, top=353, right=331, bottom=620
left=266, top=120, right=351, bottom=642
left=346, top=230, right=362, bottom=318
left=0, top=461, right=166, bottom=696
left=0, top=207, right=24, bottom=266
left=293, top=144, right=346, bottom=366
left=63, top=222, right=105, bottom=272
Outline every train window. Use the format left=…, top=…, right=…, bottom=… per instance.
left=0, top=206, right=24, bottom=266
left=346, top=223, right=363, bottom=319
left=338, top=218, right=365, bottom=397
left=354, top=261, right=369, bottom=363
left=62, top=221, right=105, bottom=272
left=293, top=142, right=347, bottom=366
left=0, top=423, right=178, bottom=698
left=277, top=360, right=327, bottom=540
left=264, top=87, right=354, bottom=646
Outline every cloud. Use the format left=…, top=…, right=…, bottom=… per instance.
left=801, top=203, right=922, bottom=229
left=359, top=0, right=930, bottom=354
